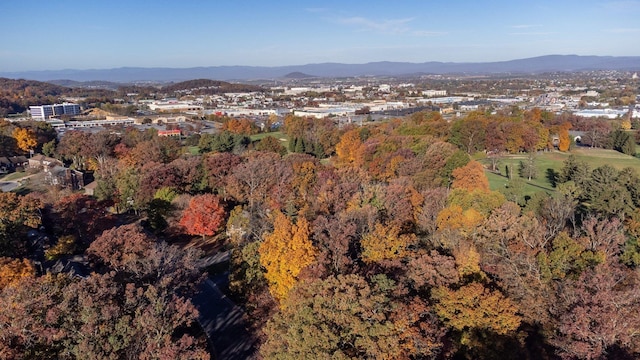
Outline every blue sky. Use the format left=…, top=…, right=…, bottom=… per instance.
left=1, top=0, right=639, bottom=71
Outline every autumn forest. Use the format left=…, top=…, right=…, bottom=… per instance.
left=2, top=105, right=640, bottom=360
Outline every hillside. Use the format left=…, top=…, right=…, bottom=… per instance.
left=161, top=79, right=263, bottom=95
left=48, top=79, right=123, bottom=90
left=1, top=55, right=639, bottom=82
left=0, top=78, right=68, bottom=116
left=0, top=78, right=118, bottom=117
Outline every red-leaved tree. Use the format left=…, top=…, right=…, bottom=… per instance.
left=179, top=194, right=226, bottom=240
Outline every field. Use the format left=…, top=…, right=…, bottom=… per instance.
left=484, top=148, right=640, bottom=196
left=0, top=171, right=27, bottom=181
left=187, top=146, right=200, bottom=155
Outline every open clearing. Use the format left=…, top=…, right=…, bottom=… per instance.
left=484, top=148, right=640, bottom=196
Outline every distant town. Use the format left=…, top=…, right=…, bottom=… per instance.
left=4, top=70, right=640, bottom=139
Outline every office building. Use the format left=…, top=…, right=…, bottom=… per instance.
left=29, top=103, right=81, bottom=119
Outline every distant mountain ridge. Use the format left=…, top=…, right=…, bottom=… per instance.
left=2, top=55, right=639, bottom=82
left=283, top=72, right=318, bottom=79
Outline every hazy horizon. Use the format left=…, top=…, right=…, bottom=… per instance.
left=2, top=0, right=640, bottom=72
left=2, top=54, right=637, bottom=74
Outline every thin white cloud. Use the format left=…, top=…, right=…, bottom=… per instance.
left=603, top=0, right=640, bottom=10
left=412, top=30, right=447, bottom=37
left=605, top=28, right=640, bottom=33
left=510, top=24, right=542, bottom=29
left=337, top=16, right=414, bottom=34
left=510, top=31, right=555, bottom=36
left=334, top=16, right=446, bottom=38
left=305, top=7, right=327, bottom=13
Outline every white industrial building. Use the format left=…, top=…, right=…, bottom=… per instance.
left=418, top=96, right=471, bottom=104
left=422, top=90, right=447, bottom=97
left=294, top=107, right=356, bottom=119
left=29, top=103, right=81, bottom=119
left=574, top=109, right=635, bottom=119
left=146, top=100, right=203, bottom=112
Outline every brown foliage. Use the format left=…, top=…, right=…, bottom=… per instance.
left=222, top=118, right=258, bottom=135
left=0, top=272, right=209, bottom=359
left=579, top=216, right=626, bottom=260
left=88, top=223, right=155, bottom=273
left=0, top=192, right=43, bottom=256
left=407, top=250, right=459, bottom=290
left=227, top=151, right=291, bottom=211
left=254, top=135, right=287, bottom=156
left=49, top=193, right=115, bottom=244
left=415, top=187, right=449, bottom=234
left=202, top=151, right=242, bottom=199
left=549, top=264, right=640, bottom=359
left=261, top=274, right=443, bottom=359
left=89, top=224, right=203, bottom=292
left=474, top=202, right=551, bottom=323
left=312, top=215, right=357, bottom=276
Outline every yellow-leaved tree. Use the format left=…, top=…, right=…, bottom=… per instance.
left=361, top=222, right=416, bottom=263
left=436, top=205, right=484, bottom=235
left=12, top=127, right=37, bottom=153
left=432, top=282, right=521, bottom=342
left=259, top=212, right=317, bottom=303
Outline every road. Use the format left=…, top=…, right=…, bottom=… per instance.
left=194, top=270, right=258, bottom=360
left=0, top=173, right=38, bottom=192
left=0, top=181, right=20, bottom=192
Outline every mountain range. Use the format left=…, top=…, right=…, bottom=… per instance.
left=2, top=55, right=639, bottom=83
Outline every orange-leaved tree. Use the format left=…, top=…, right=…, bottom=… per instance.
left=335, top=128, right=363, bottom=165
left=558, top=122, right=572, bottom=152
left=259, top=212, right=317, bottom=303
left=0, top=257, right=36, bottom=290
left=451, top=161, right=489, bottom=192
left=179, top=194, right=226, bottom=240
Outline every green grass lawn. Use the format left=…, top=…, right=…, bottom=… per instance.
left=484, top=148, right=640, bottom=195
left=250, top=131, right=286, bottom=141
left=0, top=171, right=27, bottom=181
left=486, top=171, right=554, bottom=198
left=187, top=146, right=200, bottom=155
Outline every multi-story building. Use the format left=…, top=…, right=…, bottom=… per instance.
left=29, top=103, right=81, bottom=119
left=29, top=105, right=55, bottom=119
left=62, top=103, right=81, bottom=116
left=422, top=90, right=447, bottom=97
